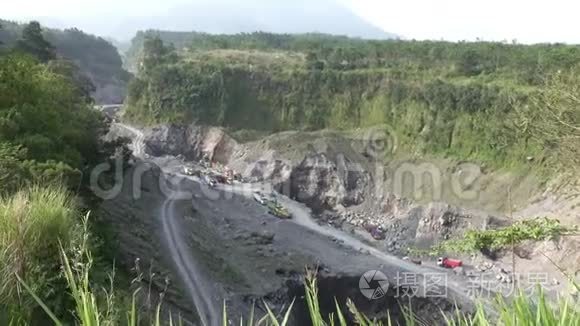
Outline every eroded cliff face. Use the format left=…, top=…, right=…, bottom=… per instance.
left=138, top=124, right=498, bottom=247
left=143, top=124, right=374, bottom=214
left=287, top=152, right=370, bottom=212
left=144, top=124, right=237, bottom=162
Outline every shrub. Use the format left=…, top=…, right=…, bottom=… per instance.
left=428, top=217, right=578, bottom=256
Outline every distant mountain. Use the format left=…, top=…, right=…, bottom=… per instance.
left=31, top=0, right=397, bottom=41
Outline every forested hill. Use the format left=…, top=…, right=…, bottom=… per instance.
left=125, top=31, right=388, bottom=72
left=125, top=33, right=580, bottom=172
left=126, top=30, right=580, bottom=74
left=0, top=19, right=130, bottom=104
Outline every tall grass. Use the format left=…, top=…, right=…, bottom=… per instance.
left=30, top=250, right=580, bottom=326
left=0, top=185, right=78, bottom=324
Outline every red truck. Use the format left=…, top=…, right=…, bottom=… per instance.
left=437, top=257, right=463, bottom=268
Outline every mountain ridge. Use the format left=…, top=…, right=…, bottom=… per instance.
left=24, top=0, right=398, bottom=41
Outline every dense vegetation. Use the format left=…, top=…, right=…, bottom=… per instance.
left=0, top=21, right=129, bottom=324
left=126, top=30, right=580, bottom=76
left=0, top=19, right=131, bottom=104
left=125, top=31, right=580, bottom=172
left=0, top=47, right=111, bottom=193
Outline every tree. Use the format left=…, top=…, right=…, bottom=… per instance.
left=0, top=54, right=105, bottom=167
left=47, top=59, right=96, bottom=102
left=140, top=35, right=167, bottom=73
left=15, top=21, right=55, bottom=62
left=457, top=49, right=483, bottom=76
left=522, top=69, right=580, bottom=173
left=306, top=51, right=324, bottom=70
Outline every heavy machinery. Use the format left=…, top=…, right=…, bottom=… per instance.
left=363, top=222, right=386, bottom=240
left=183, top=166, right=196, bottom=176
left=214, top=174, right=229, bottom=184
left=253, top=192, right=267, bottom=205
left=437, top=257, right=463, bottom=268
left=203, top=175, right=217, bottom=187
left=267, top=201, right=292, bottom=219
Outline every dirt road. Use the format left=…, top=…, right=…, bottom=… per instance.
left=118, top=123, right=219, bottom=325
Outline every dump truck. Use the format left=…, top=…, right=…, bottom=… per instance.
left=267, top=201, right=292, bottom=219
left=437, top=257, right=463, bottom=268
left=182, top=166, right=196, bottom=176
left=253, top=192, right=267, bottom=205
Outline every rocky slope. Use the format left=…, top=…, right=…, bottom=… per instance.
left=143, top=125, right=377, bottom=213
left=140, top=124, right=498, bottom=244
left=138, top=123, right=579, bottom=295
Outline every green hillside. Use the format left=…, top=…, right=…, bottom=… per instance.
left=125, top=32, right=580, bottom=172
left=0, top=21, right=134, bottom=324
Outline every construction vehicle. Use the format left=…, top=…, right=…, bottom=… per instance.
left=253, top=192, right=267, bottom=205
left=363, top=222, right=386, bottom=240
left=437, top=257, right=463, bottom=268
left=214, top=174, right=229, bottom=184
left=182, top=166, right=196, bottom=176
left=203, top=175, right=217, bottom=187
left=267, top=201, right=292, bottom=219
left=370, top=228, right=386, bottom=240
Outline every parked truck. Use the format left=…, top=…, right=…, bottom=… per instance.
left=437, top=257, right=463, bottom=268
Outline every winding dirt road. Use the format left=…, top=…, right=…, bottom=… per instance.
left=161, top=197, right=219, bottom=326
left=118, top=123, right=219, bottom=326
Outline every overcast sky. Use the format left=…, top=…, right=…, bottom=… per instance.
left=2, top=0, right=579, bottom=43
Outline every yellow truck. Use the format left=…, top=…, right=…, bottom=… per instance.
left=267, top=201, right=292, bottom=219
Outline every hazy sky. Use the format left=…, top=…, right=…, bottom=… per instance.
left=2, top=0, right=579, bottom=43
